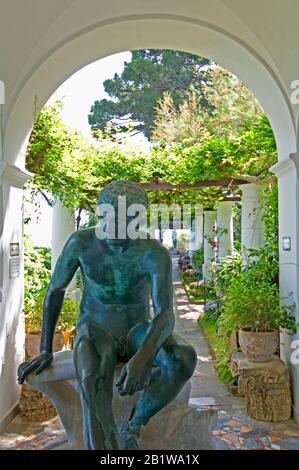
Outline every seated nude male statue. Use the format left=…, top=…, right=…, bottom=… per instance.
left=18, top=180, right=197, bottom=450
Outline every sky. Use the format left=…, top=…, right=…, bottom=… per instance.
left=26, top=51, right=150, bottom=247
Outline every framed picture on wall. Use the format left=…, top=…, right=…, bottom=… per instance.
left=10, top=243, right=20, bottom=257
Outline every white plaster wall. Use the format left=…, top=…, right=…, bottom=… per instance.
left=271, top=155, right=299, bottom=422
left=0, top=182, right=24, bottom=423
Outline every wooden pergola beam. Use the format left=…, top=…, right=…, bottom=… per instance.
left=140, top=177, right=248, bottom=191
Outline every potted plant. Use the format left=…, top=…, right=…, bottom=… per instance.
left=24, top=288, right=79, bottom=357
left=218, top=271, right=282, bottom=362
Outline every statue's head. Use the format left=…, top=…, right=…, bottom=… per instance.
left=96, top=180, right=148, bottom=241
left=98, top=179, right=148, bottom=209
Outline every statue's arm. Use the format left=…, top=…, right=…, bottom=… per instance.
left=138, top=245, right=175, bottom=361
left=40, top=233, right=80, bottom=354
left=18, top=234, right=80, bottom=384
left=117, top=244, right=174, bottom=395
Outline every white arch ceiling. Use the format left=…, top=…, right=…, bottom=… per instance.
left=1, top=3, right=298, bottom=166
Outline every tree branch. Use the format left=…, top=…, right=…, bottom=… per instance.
left=38, top=190, right=54, bottom=207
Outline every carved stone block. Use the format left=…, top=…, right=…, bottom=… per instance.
left=229, top=352, right=292, bottom=422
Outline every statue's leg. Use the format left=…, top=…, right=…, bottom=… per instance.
left=73, top=322, right=119, bottom=450
left=124, top=324, right=197, bottom=438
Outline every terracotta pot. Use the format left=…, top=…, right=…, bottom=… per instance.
left=238, top=328, right=279, bottom=362
left=62, top=325, right=76, bottom=350
left=25, top=332, right=64, bottom=358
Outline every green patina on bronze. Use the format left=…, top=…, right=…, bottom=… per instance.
left=18, top=180, right=197, bottom=450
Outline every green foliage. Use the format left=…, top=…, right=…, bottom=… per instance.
left=232, top=203, right=242, bottom=247
left=279, top=302, right=297, bottom=334
left=152, top=67, right=263, bottom=145
left=177, top=232, right=189, bottom=253
left=26, top=98, right=278, bottom=212
left=23, top=235, right=79, bottom=334
left=262, top=184, right=278, bottom=243
left=24, top=288, right=79, bottom=334
left=218, top=272, right=281, bottom=333
left=217, top=244, right=280, bottom=334
left=199, top=316, right=233, bottom=383
left=152, top=90, right=211, bottom=146
left=26, top=101, right=152, bottom=210
left=211, top=250, right=243, bottom=293
left=24, top=234, right=51, bottom=305
left=191, top=248, right=204, bottom=271
left=203, top=67, right=263, bottom=138
left=89, top=50, right=211, bottom=139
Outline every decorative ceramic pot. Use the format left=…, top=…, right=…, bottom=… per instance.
left=62, top=325, right=76, bottom=350
left=238, top=329, right=279, bottom=362
left=25, top=332, right=64, bottom=357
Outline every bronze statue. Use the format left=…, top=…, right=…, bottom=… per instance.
left=18, top=180, right=197, bottom=450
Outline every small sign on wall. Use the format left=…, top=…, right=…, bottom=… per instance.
left=9, top=257, right=20, bottom=278
left=10, top=243, right=20, bottom=257
left=282, top=237, right=291, bottom=251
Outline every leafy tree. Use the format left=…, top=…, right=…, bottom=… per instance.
left=152, top=90, right=211, bottom=146
left=88, top=50, right=211, bottom=139
left=203, top=67, right=262, bottom=137
left=262, top=184, right=278, bottom=243
left=152, top=66, right=263, bottom=145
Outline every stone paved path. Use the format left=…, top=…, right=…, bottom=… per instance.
left=1, top=256, right=299, bottom=450
left=171, top=256, right=299, bottom=450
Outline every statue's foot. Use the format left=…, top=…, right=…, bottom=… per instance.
left=120, top=420, right=140, bottom=450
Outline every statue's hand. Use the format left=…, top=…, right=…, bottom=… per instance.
left=17, top=352, right=53, bottom=384
left=116, top=354, right=152, bottom=396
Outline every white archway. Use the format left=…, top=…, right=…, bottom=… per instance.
left=3, top=16, right=297, bottom=168
left=2, top=10, right=299, bottom=428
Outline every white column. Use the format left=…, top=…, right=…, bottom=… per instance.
left=271, top=154, right=299, bottom=423
left=216, top=201, right=234, bottom=260
left=203, top=210, right=216, bottom=279
left=240, top=184, right=264, bottom=259
left=0, top=163, right=31, bottom=430
left=189, top=226, right=196, bottom=253
left=51, top=199, right=76, bottom=289
left=189, top=205, right=203, bottom=254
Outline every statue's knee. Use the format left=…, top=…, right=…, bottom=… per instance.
left=74, top=332, right=93, bottom=358
left=74, top=338, right=96, bottom=379
left=176, top=345, right=197, bottom=381
left=73, top=325, right=116, bottom=381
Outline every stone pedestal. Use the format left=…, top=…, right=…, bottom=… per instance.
left=19, top=383, right=57, bottom=422
left=27, top=351, right=217, bottom=450
left=229, top=352, right=292, bottom=422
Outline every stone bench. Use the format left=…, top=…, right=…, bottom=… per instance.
left=27, top=350, right=218, bottom=450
